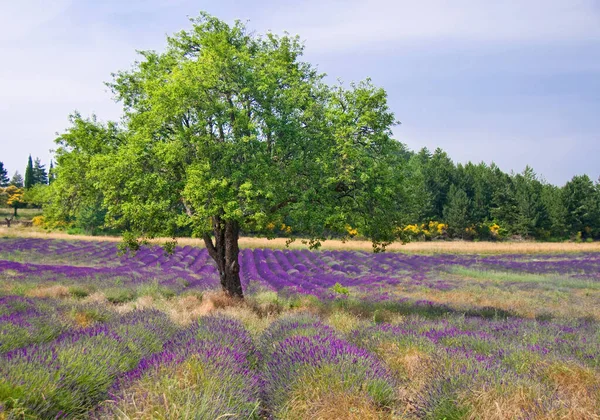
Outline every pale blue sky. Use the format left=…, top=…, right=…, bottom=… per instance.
left=1, top=0, right=599, bottom=185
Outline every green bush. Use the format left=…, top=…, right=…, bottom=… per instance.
left=329, top=282, right=349, bottom=296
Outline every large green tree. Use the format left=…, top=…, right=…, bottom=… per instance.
left=51, top=114, right=122, bottom=232
left=56, top=14, right=403, bottom=297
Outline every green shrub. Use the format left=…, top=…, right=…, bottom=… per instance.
left=330, top=282, right=349, bottom=296
left=105, top=288, right=136, bottom=304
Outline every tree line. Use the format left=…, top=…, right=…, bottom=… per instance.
left=5, top=146, right=598, bottom=242
left=0, top=156, right=54, bottom=216
left=394, top=149, right=599, bottom=242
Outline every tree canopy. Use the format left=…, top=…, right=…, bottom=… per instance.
left=53, top=13, right=405, bottom=297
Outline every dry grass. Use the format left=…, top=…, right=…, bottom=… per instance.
left=404, top=285, right=600, bottom=320
left=377, top=344, right=433, bottom=382
left=325, top=311, right=362, bottom=334
left=82, top=292, right=109, bottom=305
left=214, top=305, right=276, bottom=336
left=165, top=294, right=216, bottom=325
left=247, top=238, right=600, bottom=254
left=374, top=342, right=435, bottom=416
left=61, top=288, right=280, bottom=333
left=462, top=362, right=600, bottom=420
left=114, top=295, right=156, bottom=314
left=73, top=311, right=99, bottom=328
left=283, top=392, right=392, bottom=420
left=126, top=290, right=280, bottom=331
left=465, top=385, right=546, bottom=420
left=2, top=227, right=599, bottom=254
left=0, top=227, right=123, bottom=243
left=25, top=284, right=70, bottom=298
left=542, top=362, right=600, bottom=419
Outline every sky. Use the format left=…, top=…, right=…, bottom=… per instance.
left=1, top=0, right=599, bottom=186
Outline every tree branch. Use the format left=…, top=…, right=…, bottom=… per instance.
left=202, top=232, right=217, bottom=260
left=182, top=200, right=195, bottom=217
left=269, top=197, right=297, bottom=214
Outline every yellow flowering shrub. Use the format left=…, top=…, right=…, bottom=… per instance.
left=345, top=225, right=359, bottom=237
left=32, top=216, right=46, bottom=227
left=398, top=221, right=448, bottom=241
left=489, top=223, right=500, bottom=238
left=427, top=221, right=447, bottom=238
left=403, top=224, right=421, bottom=235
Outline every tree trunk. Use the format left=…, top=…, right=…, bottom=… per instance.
left=13, top=207, right=17, bottom=217
left=202, top=216, right=243, bottom=298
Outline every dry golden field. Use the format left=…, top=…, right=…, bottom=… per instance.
left=1, top=226, right=599, bottom=254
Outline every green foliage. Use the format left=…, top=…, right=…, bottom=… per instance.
left=32, top=158, right=48, bottom=186
left=329, top=282, right=350, bottom=296
left=512, top=166, right=548, bottom=238
left=48, top=160, right=56, bottom=184
left=443, top=185, right=471, bottom=238
left=562, top=175, right=599, bottom=239
left=23, top=184, right=50, bottom=209
left=137, top=280, right=176, bottom=299
left=45, top=113, right=122, bottom=233
left=24, top=155, right=33, bottom=189
left=51, top=11, right=406, bottom=298
left=75, top=200, right=107, bottom=235
left=423, top=148, right=456, bottom=221
left=104, top=288, right=136, bottom=304
left=0, top=161, right=9, bottom=187
left=68, top=285, right=92, bottom=298
left=10, top=171, right=23, bottom=188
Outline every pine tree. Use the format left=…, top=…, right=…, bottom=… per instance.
left=32, top=158, right=48, bottom=185
left=443, top=185, right=472, bottom=238
left=562, top=175, right=599, bottom=239
left=10, top=171, right=24, bottom=188
left=24, top=155, right=34, bottom=189
left=0, top=162, right=9, bottom=187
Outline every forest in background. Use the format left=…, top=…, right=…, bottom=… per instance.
left=2, top=145, right=598, bottom=242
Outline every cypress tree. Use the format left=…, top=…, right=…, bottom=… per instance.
left=24, top=155, right=34, bottom=189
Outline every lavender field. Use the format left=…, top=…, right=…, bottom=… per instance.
left=1, top=237, right=599, bottom=419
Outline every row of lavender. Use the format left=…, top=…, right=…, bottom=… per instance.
left=0, top=296, right=396, bottom=418
left=2, top=293, right=599, bottom=417
left=1, top=238, right=600, bottom=298
left=5, top=238, right=600, bottom=276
